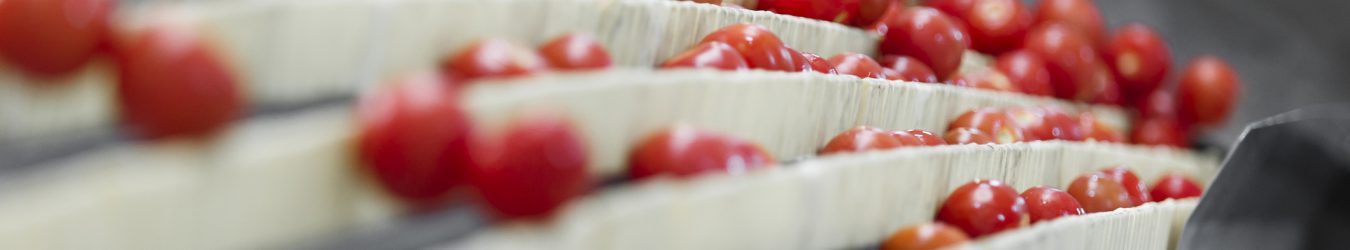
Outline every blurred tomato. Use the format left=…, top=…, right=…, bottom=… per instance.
left=1176, top=56, right=1240, bottom=127
left=1023, top=23, right=1100, bottom=100
left=880, top=55, right=938, bottom=83
left=1034, top=0, right=1105, bottom=46
left=471, top=113, right=591, bottom=220
left=948, top=108, right=1024, bottom=144
left=1134, top=89, right=1178, bottom=121
left=661, top=41, right=750, bottom=71
left=1080, top=112, right=1123, bottom=142
left=1067, top=173, right=1132, bottom=213
left=1098, top=166, right=1150, bottom=206
left=357, top=73, right=471, bottom=206
left=1150, top=172, right=1204, bottom=201
left=907, top=129, right=948, bottom=146
left=936, top=179, right=1027, bottom=238
left=948, top=69, right=1018, bottom=93
left=1130, top=117, right=1190, bottom=147
left=1007, top=107, right=1084, bottom=141
left=995, top=50, right=1054, bottom=96
left=801, top=51, right=838, bottom=74
left=851, top=0, right=904, bottom=27
left=1105, top=23, right=1171, bottom=99
left=944, top=127, right=995, bottom=145
left=829, top=52, right=885, bottom=79
left=538, top=33, right=611, bottom=71
left=443, top=38, right=545, bottom=82
left=960, top=0, right=1034, bottom=54
left=1020, top=186, right=1084, bottom=223
left=755, top=0, right=854, bottom=23
left=820, top=126, right=904, bottom=154
left=876, top=7, right=968, bottom=80
left=701, top=23, right=802, bottom=72
left=0, top=0, right=113, bottom=79
left=881, top=223, right=970, bottom=250
left=115, top=24, right=242, bottom=140
left=628, top=126, right=776, bottom=180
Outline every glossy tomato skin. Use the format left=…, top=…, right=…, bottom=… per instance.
left=947, top=69, right=1018, bottom=93
left=1130, top=117, right=1190, bottom=147
left=802, top=52, right=838, bottom=74
left=1020, top=186, right=1085, bottom=223
left=948, top=108, right=1024, bottom=144
left=661, top=41, right=750, bottom=71
left=1081, top=63, right=1122, bottom=104
left=907, top=129, right=948, bottom=146
left=936, top=179, right=1028, bottom=238
left=889, top=130, right=925, bottom=146
left=961, top=0, right=1035, bottom=54
left=926, top=0, right=975, bottom=17
left=1034, top=0, right=1106, bottom=46
left=945, top=127, right=995, bottom=145
left=1067, top=173, right=1133, bottom=213
left=1134, top=89, right=1178, bottom=120
left=115, top=24, right=243, bottom=140
left=852, top=0, right=904, bottom=27
left=881, top=223, right=971, bottom=250
left=357, top=73, right=471, bottom=206
left=471, top=113, right=591, bottom=220
left=820, top=126, right=904, bottom=154
left=538, top=33, right=611, bottom=71
left=1150, top=172, right=1204, bottom=201
left=628, top=126, right=776, bottom=180
left=1080, top=112, right=1123, bottom=142
left=1176, top=56, right=1241, bottom=127
left=1098, top=166, right=1151, bottom=206
left=755, top=0, right=852, bottom=23
left=880, top=55, right=938, bottom=83
left=995, top=50, right=1054, bottom=96
left=876, top=7, right=968, bottom=80
left=0, top=0, right=113, bottom=79
left=1007, top=107, right=1083, bottom=141
left=1105, top=24, right=1171, bottom=99
left=1023, top=23, right=1100, bottom=100
left=700, top=23, right=800, bottom=72
left=828, top=52, right=885, bottom=79
left=444, top=38, right=545, bottom=82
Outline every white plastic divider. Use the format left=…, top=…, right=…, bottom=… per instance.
left=957, top=199, right=1198, bottom=250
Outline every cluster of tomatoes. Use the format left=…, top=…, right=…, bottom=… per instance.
left=442, top=33, right=613, bottom=82
left=880, top=168, right=1204, bottom=250
left=818, top=106, right=1125, bottom=155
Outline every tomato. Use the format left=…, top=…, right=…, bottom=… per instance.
left=1023, top=23, right=1100, bottom=100
left=1176, top=56, right=1240, bottom=127
left=1150, top=172, right=1204, bottom=202
left=926, top=0, right=974, bottom=17
left=0, top=0, right=113, bottom=79
left=947, top=108, right=1024, bottom=144
left=700, top=23, right=800, bottom=72
left=801, top=51, right=837, bottom=74
left=936, top=179, right=1027, bottom=238
left=628, top=126, right=776, bottom=180
left=876, top=7, right=969, bottom=80
left=881, top=223, right=970, bottom=250
left=947, top=69, right=1018, bottom=93
left=661, top=41, right=750, bottom=71
left=1105, top=23, right=1171, bottom=99
left=820, top=126, right=904, bottom=154
left=1080, top=112, right=1123, bottom=142
left=889, top=130, right=925, bottom=146
left=1020, top=186, right=1085, bottom=223
left=443, top=38, right=545, bottom=82
left=784, top=47, right=814, bottom=72
left=828, top=52, right=885, bottom=79
left=1080, top=63, right=1122, bottom=104
left=880, top=55, right=938, bottom=83
left=538, top=33, right=611, bottom=71
left=1007, top=107, right=1083, bottom=141
left=471, top=113, right=591, bottom=220
left=1034, top=0, right=1105, bottom=47
left=1098, top=166, right=1150, bottom=206
left=944, top=128, right=995, bottom=145
left=115, top=24, right=243, bottom=140
left=852, top=0, right=904, bottom=27
left=1134, top=89, right=1178, bottom=120
left=907, top=129, right=948, bottom=146
left=357, top=73, right=471, bottom=206
left=961, top=0, right=1034, bottom=54
left=1067, top=173, right=1132, bottom=213
left=755, top=0, right=853, bottom=23
left=1130, top=117, right=1190, bottom=148
left=995, top=50, right=1054, bottom=96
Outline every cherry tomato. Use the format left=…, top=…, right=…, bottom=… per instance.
left=1080, top=112, right=1123, bottom=142
left=1130, top=117, right=1190, bottom=148
left=889, top=130, right=925, bottom=146
left=1020, top=186, right=1085, bottom=223
left=820, top=126, right=904, bottom=154
left=1080, top=63, right=1122, bottom=104
left=1176, top=56, right=1240, bottom=127
left=947, top=108, right=1024, bottom=144
left=801, top=52, right=837, bottom=74
left=1067, top=173, right=1132, bottom=213
left=880, top=55, right=938, bottom=83
left=828, top=52, right=885, bottom=79
left=876, top=7, right=969, bottom=80
left=926, top=0, right=974, bottom=18
left=700, top=23, right=800, bottom=72
left=1134, top=89, right=1178, bottom=120
left=881, top=223, right=971, bottom=250
left=960, top=0, right=1034, bottom=54
left=755, top=0, right=853, bottom=23
left=1105, top=24, right=1171, bottom=99
left=1023, top=23, right=1100, bottom=100
left=538, top=33, right=611, bottom=71
left=944, top=127, right=995, bottom=145
left=947, top=69, right=1018, bottom=93
left=357, top=73, right=471, bottom=206
left=0, top=0, right=113, bottom=79
left=784, top=47, right=814, bottom=72
left=628, top=126, right=776, bottom=180
left=995, top=50, right=1054, bottom=96
left=1007, top=106, right=1083, bottom=141
left=907, top=129, right=948, bottom=146
left=936, top=179, right=1027, bottom=238
left=852, top=0, right=904, bottom=27
left=471, top=113, right=591, bottom=220
left=115, top=24, right=243, bottom=140
left=443, top=38, right=545, bottom=82
left=1098, top=166, right=1150, bottom=206
left=661, top=41, right=750, bottom=71
left=1150, top=172, right=1204, bottom=202
left=1034, top=0, right=1105, bottom=47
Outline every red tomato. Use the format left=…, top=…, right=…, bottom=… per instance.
left=1023, top=23, right=1100, bottom=100
left=880, top=55, right=938, bottom=83
left=936, top=179, right=1028, bottom=238
left=828, top=52, right=885, bottom=79
left=115, top=24, right=243, bottom=140
left=1034, top=0, right=1106, bottom=47
left=1080, top=63, right=1122, bottom=104
left=947, top=69, right=1018, bottom=93
left=995, top=50, right=1054, bottom=96
left=1105, top=24, right=1171, bottom=99
left=1150, top=172, right=1204, bottom=201
left=471, top=113, right=591, bottom=220
left=907, top=129, right=948, bottom=146
left=961, top=0, right=1034, bottom=54
left=628, top=126, right=776, bottom=180
left=1067, top=173, right=1132, bottom=213
left=926, top=0, right=975, bottom=17
left=852, top=0, right=904, bottom=27
left=801, top=52, right=838, bottom=74
left=876, top=7, right=969, bottom=80
left=538, top=33, right=611, bottom=71
left=661, top=41, right=750, bottom=71
left=1080, top=112, right=1123, bottom=142
left=1134, top=89, right=1178, bottom=120
left=1130, top=117, right=1190, bottom=148
left=1098, top=166, right=1150, bottom=206
left=0, top=0, right=112, bottom=79
left=882, top=223, right=971, bottom=250
left=1176, top=56, right=1241, bottom=126
left=820, top=126, right=904, bottom=154
left=1020, top=186, right=1085, bottom=223
left=889, top=130, right=926, bottom=146
left=755, top=0, right=853, bottom=23
left=357, top=73, right=471, bottom=206
left=1007, top=107, right=1083, bottom=141
left=947, top=108, right=1024, bottom=144
left=700, top=23, right=800, bottom=72
left=784, top=46, right=814, bottom=72
left=944, top=127, right=995, bottom=145
left=443, top=38, right=545, bottom=82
